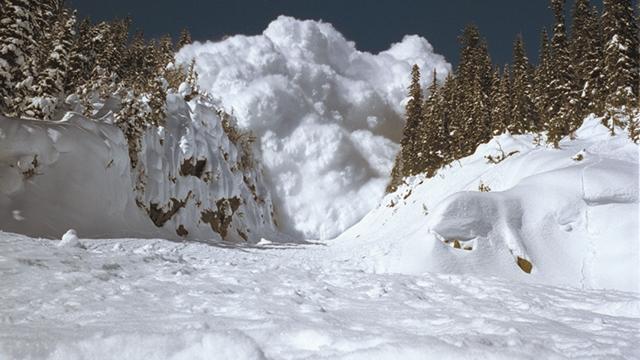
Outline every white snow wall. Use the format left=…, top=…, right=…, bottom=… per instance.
left=177, top=16, right=451, bottom=239
left=0, top=93, right=278, bottom=242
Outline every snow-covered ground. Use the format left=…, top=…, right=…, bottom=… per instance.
left=1, top=231, right=639, bottom=360
left=1, top=114, right=638, bottom=358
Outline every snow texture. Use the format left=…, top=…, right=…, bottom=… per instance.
left=335, top=116, right=639, bottom=292
left=1, top=231, right=638, bottom=360
left=0, top=93, right=278, bottom=242
left=176, top=16, right=451, bottom=239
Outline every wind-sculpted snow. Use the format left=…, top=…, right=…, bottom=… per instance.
left=0, top=94, right=278, bottom=242
left=1, top=232, right=638, bottom=359
left=334, top=116, right=640, bottom=292
left=176, top=16, right=451, bottom=239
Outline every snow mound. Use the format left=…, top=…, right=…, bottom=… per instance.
left=333, top=116, right=640, bottom=292
left=57, top=229, right=83, bottom=248
left=0, top=94, right=278, bottom=242
left=176, top=16, right=451, bottom=239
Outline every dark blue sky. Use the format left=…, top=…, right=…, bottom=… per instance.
left=69, top=0, right=618, bottom=66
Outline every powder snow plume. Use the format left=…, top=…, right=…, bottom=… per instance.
left=176, top=16, right=451, bottom=239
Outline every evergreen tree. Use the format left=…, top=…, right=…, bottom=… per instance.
left=571, top=0, right=605, bottom=115
left=511, top=34, right=538, bottom=133
left=534, top=28, right=553, bottom=133
left=492, top=65, right=513, bottom=134
left=26, top=8, right=76, bottom=119
left=399, top=65, right=424, bottom=174
left=178, top=28, right=193, bottom=49
left=453, top=25, right=493, bottom=156
left=65, top=18, right=94, bottom=93
left=387, top=64, right=423, bottom=191
left=0, top=0, right=37, bottom=115
left=547, top=0, right=581, bottom=147
left=146, top=75, right=167, bottom=128
left=419, top=69, right=445, bottom=177
left=602, top=0, right=639, bottom=134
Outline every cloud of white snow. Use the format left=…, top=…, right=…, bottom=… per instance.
left=176, top=16, right=451, bottom=239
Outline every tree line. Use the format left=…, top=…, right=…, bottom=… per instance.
left=0, top=0, right=201, bottom=167
left=388, top=0, right=639, bottom=192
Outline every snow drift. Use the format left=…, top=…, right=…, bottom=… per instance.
left=331, top=116, right=640, bottom=292
left=0, top=93, right=277, bottom=242
left=176, top=16, right=451, bottom=239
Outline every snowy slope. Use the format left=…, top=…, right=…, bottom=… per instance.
left=1, top=231, right=638, bottom=360
left=177, top=16, right=451, bottom=239
left=0, top=93, right=278, bottom=242
left=331, top=116, right=640, bottom=292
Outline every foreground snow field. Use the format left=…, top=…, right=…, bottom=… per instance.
left=1, top=232, right=639, bottom=360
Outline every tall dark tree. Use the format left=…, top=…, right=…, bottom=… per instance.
left=511, top=34, right=538, bottom=133
left=26, top=8, right=76, bottom=119
left=547, top=0, right=581, bottom=147
left=492, top=65, right=513, bottom=134
left=0, top=0, right=37, bottom=115
left=178, top=28, right=193, bottom=49
left=387, top=64, right=423, bottom=192
left=601, top=0, right=639, bottom=134
left=571, top=0, right=605, bottom=116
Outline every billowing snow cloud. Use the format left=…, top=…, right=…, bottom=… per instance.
left=176, top=16, right=451, bottom=239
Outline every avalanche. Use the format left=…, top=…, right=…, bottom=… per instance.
left=177, top=16, right=451, bottom=239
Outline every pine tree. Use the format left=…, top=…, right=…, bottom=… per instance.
left=178, top=28, right=193, bottom=49
left=399, top=64, right=424, bottom=175
left=547, top=0, right=581, bottom=147
left=511, top=34, right=538, bottom=133
left=571, top=0, right=604, bottom=116
left=602, top=0, right=639, bottom=134
left=116, top=90, right=147, bottom=168
left=492, top=65, right=513, bottom=134
left=419, top=69, right=445, bottom=177
left=454, top=25, right=493, bottom=155
left=65, top=18, right=94, bottom=93
left=0, top=0, right=37, bottom=115
left=26, top=8, right=76, bottom=119
left=146, top=75, right=167, bottom=128
left=387, top=64, right=423, bottom=191
left=534, top=28, right=553, bottom=133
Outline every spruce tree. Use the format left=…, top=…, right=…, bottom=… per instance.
left=534, top=29, right=553, bottom=134
left=419, top=69, right=445, bottom=177
left=26, top=8, right=76, bottom=119
left=387, top=64, right=423, bottom=191
left=602, top=0, right=639, bottom=134
left=547, top=0, right=581, bottom=147
left=492, top=65, right=513, bottom=134
left=178, top=28, right=193, bottom=49
left=0, top=0, right=37, bottom=116
left=571, top=0, right=605, bottom=116
left=400, top=64, right=424, bottom=176
left=511, top=34, right=538, bottom=133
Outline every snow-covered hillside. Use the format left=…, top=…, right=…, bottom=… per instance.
left=331, top=116, right=639, bottom=292
left=1, top=231, right=638, bottom=360
left=0, top=92, right=278, bottom=242
left=177, top=16, right=451, bottom=239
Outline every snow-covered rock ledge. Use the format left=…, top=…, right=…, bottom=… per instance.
left=0, top=94, right=278, bottom=242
